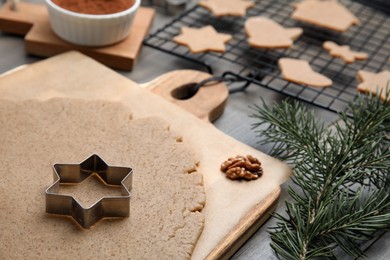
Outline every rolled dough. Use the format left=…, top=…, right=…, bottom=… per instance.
left=0, top=98, right=205, bottom=259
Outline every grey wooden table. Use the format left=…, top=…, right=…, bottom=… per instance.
left=1, top=0, right=389, bottom=259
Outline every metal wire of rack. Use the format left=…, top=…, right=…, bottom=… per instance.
left=144, top=0, right=390, bottom=114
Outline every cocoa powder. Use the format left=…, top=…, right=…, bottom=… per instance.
left=52, top=0, right=134, bottom=15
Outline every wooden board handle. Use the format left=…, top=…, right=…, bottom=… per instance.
left=141, top=70, right=229, bottom=122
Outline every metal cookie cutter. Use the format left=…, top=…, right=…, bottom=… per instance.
left=45, top=154, right=133, bottom=229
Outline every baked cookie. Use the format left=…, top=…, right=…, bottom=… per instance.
left=279, top=58, right=332, bottom=87
left=245, top=17, right=303, bottom=49
left=323, top=41, right=368, bottom=63
left=198, top=0, right=255, bottom=17
left=173, top=25, right=232, bottom=53
left=357, top=70, right=390, bottom=102
left=292, top=0, right=359, bottom=32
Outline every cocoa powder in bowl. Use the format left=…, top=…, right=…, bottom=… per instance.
left=52, top=0, right=135, bottom=15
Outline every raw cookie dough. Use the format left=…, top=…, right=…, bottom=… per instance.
left=279, top=58, right=333, bottom=87
left=292, top=0, right=359, bottom=32
left=173, top=25, right=232, bottom=53
left=0, top=98, right=205, bottom=259
left=357, top=70, right=390, bottom=102
left=198, top=0, right=254, bottom=17
left=0, top=51, right=292, bottom=260
left=245, top=17, right=303, bottom=48
left=323, top=41, right=368, bottom=63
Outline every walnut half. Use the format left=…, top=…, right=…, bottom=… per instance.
left=220, top=155, right=263, bottom=180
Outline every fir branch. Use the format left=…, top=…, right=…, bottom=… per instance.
left=251, top=93, right=390, bottom=259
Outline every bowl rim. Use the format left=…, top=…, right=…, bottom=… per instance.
left=45, top=0, right=141, bottom=19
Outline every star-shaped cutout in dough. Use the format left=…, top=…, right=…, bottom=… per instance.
left=173, top=26, right=232, bottom=53
left=198, top=0, right=255, bottom=17
left=45, top=154, right=133, bottom=229
left=357, top=70, right=390, bottom=102
left=323, top=41, right=368, bottom=63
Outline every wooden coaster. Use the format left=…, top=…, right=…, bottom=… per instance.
left=0, top=2, right=155, bottom=71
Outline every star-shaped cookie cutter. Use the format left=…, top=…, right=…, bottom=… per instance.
left=45, top=154, right=133, bottom=229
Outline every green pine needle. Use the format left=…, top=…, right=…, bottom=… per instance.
left=251, top=93, right=390, bottom=259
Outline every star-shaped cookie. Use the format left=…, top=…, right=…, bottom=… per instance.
left=173, top=26, right=232, bottom=53
left=323, top=41, right=368, bottom=63
left=245, top=17, right=303, bottom=48
left=357, top=70, right=390, bottom=102
left=198, top=0, right=255, bottom=17
left=279, top=58, right=332, bottom=87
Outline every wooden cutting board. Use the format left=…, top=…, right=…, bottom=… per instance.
left=0, top=51, right=291, bottom=259
left=0, top=1, right=155, bottom=71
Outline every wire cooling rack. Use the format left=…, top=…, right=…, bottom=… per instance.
left=144, top=0, right=390, bottom=114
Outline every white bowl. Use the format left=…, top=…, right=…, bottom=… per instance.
left=45, top=0, right=140, bottom=47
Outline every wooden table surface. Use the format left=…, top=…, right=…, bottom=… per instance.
left=1, top=0, right=389, bottom=259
